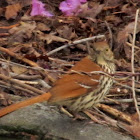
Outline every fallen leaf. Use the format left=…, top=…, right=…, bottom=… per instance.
left=0, top=91, right=12, bottom=106
left=118, top=113, right=140, bottom=139
left=36, top=31, right=69, bottom=44
left=121, top=4, right=136, bottom=16
left=11, top=65, right=28, bottom=75
left=5, top=3, right=22, bottom=20
left=37, top=22, right=51, bottom=31
left=56, top=25, right=76, bottom=40
left=104, top=0, right=121, bottom=7
left=0, top=7, right=4, bottom=16
left=79, top=2, right=104, bottom=19
left=115, top=59, right=131, bottom=71
left=117, top=21, right=140, bottom=46
left=105, top=15, right=122, bottom=25
left=116, top=20, right=140, bottom=58
left=8, top=21, right=36, bottom=43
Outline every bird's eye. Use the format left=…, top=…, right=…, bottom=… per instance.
left=105, top=48, right=109, bottom=52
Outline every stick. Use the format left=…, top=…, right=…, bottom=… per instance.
left=0, top=46, right=39, bottom=67
left=97, top=104, right=133, bottom=124
left=0, top=74, right=45, bottom=95
left=47, top=35, right=105, bottom=56
left=103, top=98, right=140, bottom=104
left=105, top=21, right=113, bottom=49
left=131, top=9, right=140, bottom=121
left=0, top=23, right=20, bottom=29
left=0, top=52, right=56, bottom=82
left=0, top=80, right=37, bottom=96
left=10, top=73, right=42, bottom=80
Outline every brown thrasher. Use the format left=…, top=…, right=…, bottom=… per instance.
left=0, top=41, right=115, bottom=117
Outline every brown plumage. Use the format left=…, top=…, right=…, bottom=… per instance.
left=0, top=41, right=115, bottom=117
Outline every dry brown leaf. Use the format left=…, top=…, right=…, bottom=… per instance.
left=20, top=0, right=32, bottom=7
left=117, top=21, right=140, bottom=45
left=115, top=59, right=131, bottom=71
left=36, top=31, right=69, bottom=44
left=121, top=4, right=136, bottom=16
left=116, top=20, right=140, bottom=59
left=45, top=34, right=69, bottom=44
left=105, top=15, right=122, bottom=25
left=118, top=113, right=140, bottom=139
left=56, top=25, right=76, bottom=40
left=79, top=3, right=104, bottom=19
left=0, top=7, right=4, bottom=15
left=104, top=0, right=121, bottom=7
left=0, top=92, right=12, bottom=106
left=8, top=21, right=36, bottom=43
left=11, top=65, right=28, bottom=75
left=5, top=3, right=22, bottom=20
left=119, top=123, right=140, bottom=138
left=37, top=22, right=51, bottom=32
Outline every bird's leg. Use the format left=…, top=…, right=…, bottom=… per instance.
left=60, top=106, right=73, bottom=118
left=60, top=106, right=87, bottom=120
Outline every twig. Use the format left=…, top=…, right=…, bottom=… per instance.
left=0, top=23, right=20, bottom=29
left=13, top=79, right=39, bottom=85
left=126, top=42, right=139, bottom=49
left=105, top=21, right=113, bottom=49
left=114, top=80, right=140, bottom=92
left=47, top=35, right=105, bottom=56
left=103, top=97, right=120, bottom=105
left=70, top=69, right=140, bottom=92
left=0, top=46, right=39, bottom=67
left=0, top=74, right=45, bottom=95
left=0, top=57, right=56, bottom=82
left=0, top=80, right=37, bottom=96
left=97, top=104, right=133, bottom=124
left=103, top=98, right=140, bottom=104
left=10, top=72, right=42, bottom=80
left=91, top=107, right=118, bottom=127
left=109, top=88, right=129, bottom=95
left=131, top=9, right=140, bottom=121
left=0, top=58, right=66, bottom=73
left=0, top=58, right=41, bottom=70
left=0, top=33, right=10, bottom=37
left=0, top=38, right=7, bottom=41
left=114, top=71, right=140, bottom=76
left=83, top=110, right=101, bottom=123
left=37, top=79, right=51, bottom=89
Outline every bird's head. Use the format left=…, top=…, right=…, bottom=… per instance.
left=87, top=41, right=114, bottom=65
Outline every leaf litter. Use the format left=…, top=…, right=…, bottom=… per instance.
left=0, top=0, right=140, bottom=138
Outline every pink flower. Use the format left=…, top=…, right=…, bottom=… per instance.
left=31, top=0, right=53, bottom=17
left=59, top=0, right=87, bottom=16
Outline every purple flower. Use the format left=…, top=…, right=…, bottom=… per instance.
left=59, top=0, right=87, bottom=16
left=31, top=0, right=53, bottom=17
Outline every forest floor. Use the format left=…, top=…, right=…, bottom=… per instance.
left=0, top=0, right=140, bottom=139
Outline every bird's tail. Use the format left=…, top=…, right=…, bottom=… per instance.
left=0, top=92, right=52, bottom=117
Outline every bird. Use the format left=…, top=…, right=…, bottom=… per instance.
left=0, top=41, right=115, bottom=117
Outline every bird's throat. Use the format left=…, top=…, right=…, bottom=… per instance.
left=97, top=56, right=115, bottom=74
left=97, top=56, right=107, bottom=66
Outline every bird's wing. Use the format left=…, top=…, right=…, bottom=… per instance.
left=49, top=56, right=102, bottom=103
